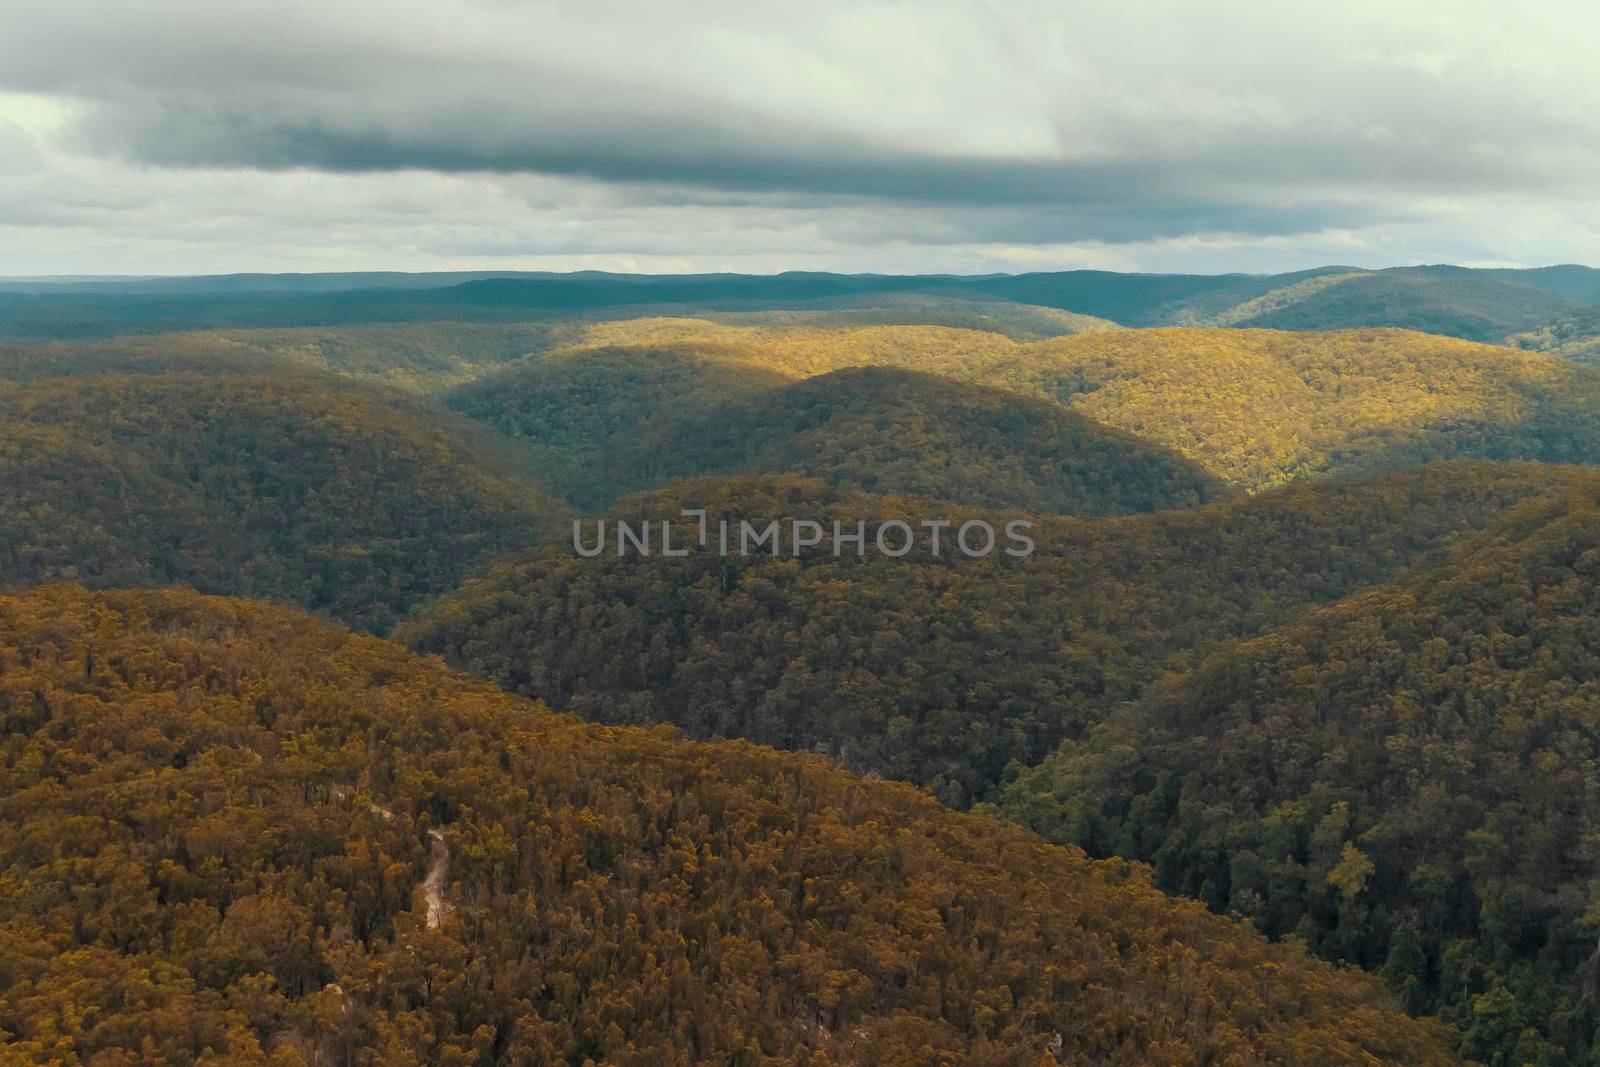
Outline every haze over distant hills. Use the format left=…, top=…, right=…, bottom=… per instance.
left=4, top=264, right=1599, bottom=344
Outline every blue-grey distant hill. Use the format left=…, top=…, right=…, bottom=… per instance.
left=3, top=263, right=1597, bottom=343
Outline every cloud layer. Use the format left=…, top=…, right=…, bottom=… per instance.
left=3, top=0, right=1599, bottom=274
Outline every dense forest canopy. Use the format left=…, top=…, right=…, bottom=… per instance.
left=397, top=462, right=1583, bottom=809
left=4, top=268, right=1600, bottom=1064
left=0, top=372, right=567, bottom=631
left=13, top=314, right=1600, bottom=500
left=0, top=301, right=1107, bottom=397
left=448, top=353, right=1222, bottom=514
left=1188, top=270, right=1578, bottom=342
left=0, top=323, right=562, bottom=394
left=999, top=473, right=1600, bottom=1066
left=445, top=322, right=1600, bottom=494
left=1509, top=306, right=1600, bottom=368
left=0, top=584, right=1459, bottom=1065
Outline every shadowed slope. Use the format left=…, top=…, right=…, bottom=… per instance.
left=0, top=372, right=568, bottom=631
left=449, top=351, right=1222, bottom=513
left=400, top=462, right=1581, bottom=806
left=1000, top=473, right=1600, bottom=1066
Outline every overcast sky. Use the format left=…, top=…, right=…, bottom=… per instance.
left=3, top=0, right=1599, bottom=277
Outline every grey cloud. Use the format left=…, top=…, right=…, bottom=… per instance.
left=2, top=0, right=1599, bottom=271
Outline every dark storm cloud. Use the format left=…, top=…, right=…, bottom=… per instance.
left=1, top=0, right=1598, bottom=273
left=67, top=95, right=1392, bottom=244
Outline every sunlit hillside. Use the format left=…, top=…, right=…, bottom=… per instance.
left=486, top=323, right=1600, bottom=492
left=0, top=584, right=1459, bottom=1066
left=449, top=350, right=1221, bottom=513
left=995, top=327, right=1600, bottom=489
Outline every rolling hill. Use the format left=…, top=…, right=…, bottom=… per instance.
left=998, top=472, right=1600, bottom=1066
left=0, top=372, right=567, bottom=631
left=0, top=299, right=1110, bottom=396
left=996, top=327, right=1600, bottom=490
left=1207, top=269, right=1577, bottom=342
left=1508, top=305, right=1600, bottom=367
left=448, top=350, right=1222, bottom=514
left=397, top=462, right=1579, bottom=808
left=0, top=322, right=563, bottom=394
left=0, top=584, right=1458, bottom=1065
left=483, top=324, right=1600, bottom=493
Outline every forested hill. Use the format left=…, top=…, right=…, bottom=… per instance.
left=0, top=584, right=1459, bottom=1065
left=1170, top=268, right=1579, bottom=341
left=1509, top=304, right=1600, bottom=367
left=1001, top=328, right=1600, bottom=490
left=446, top=323, right=1600, bottom=495
left=397, top=461, right=1582, bottom=808
left=447, top=352, right=1223, bottom=513
left=0, top=372, right=568, bottom=631
left=0, top=323, right=565, bottom=393
left=998, top=472, right=1600, bottom=1066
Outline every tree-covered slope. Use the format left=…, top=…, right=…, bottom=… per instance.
left=998, top=474, right=1600, bottom=1066
left=445, top=343, right=796, bottom=510
left=0, top=584, right=1458, bottom=1065
left=0, top=322, right=562, bottom=394
left=398, top=462, right=1580, bottom=807
left=685, top=366, right=1223, bottom=515
left=989, top=328, right=1600, bottom=490
left=545, top=318, right=1029, bottom=378
left=1223, top=270, right=1575, bottom=342
left=484, top=324, right=1600, bottom=493
left=1508, top=305, right=1600, bottom=368
left=20, top=319, right=1600, bottom=498
left=449, top=351, right=1222, bottom=514
left=0, top=373, right=567, bottom=631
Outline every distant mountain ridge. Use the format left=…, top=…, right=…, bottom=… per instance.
left=3, top=264, right=1598, bottom=345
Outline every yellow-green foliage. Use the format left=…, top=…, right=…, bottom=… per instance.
left=18, top=319, right=1596, bottom=495
left=563, top=318, right=1027, bottom=379
left=448, top=349, right=1222, bottom=514
left=701, top=298, right=1119, bottom=339
left=0, top=373, right=567, bottom=631
left=0, top=322, right=564, bottom=394
left=0, top=584, right=1459, bottom=1066
left=527, top=324, right=1600, bottom=491
left=1002, top=327, right=1593, bottom=489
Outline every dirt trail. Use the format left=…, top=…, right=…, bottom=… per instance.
left=423, top=828, right=449, bottom=928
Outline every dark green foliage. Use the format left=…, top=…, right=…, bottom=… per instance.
left=399, top=462, right=1579, bottom=808
left=999, top=474, right=1600, bottom=1066
left=1230, top=270, right=1576, bottom=342
left=0, top=372, right=567, bottom=631
left=445, top=344, right=794, bottom=510
left=1509, top=305, right=1600, bottom=367
left=449, top=350, right=1222, bottom=513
